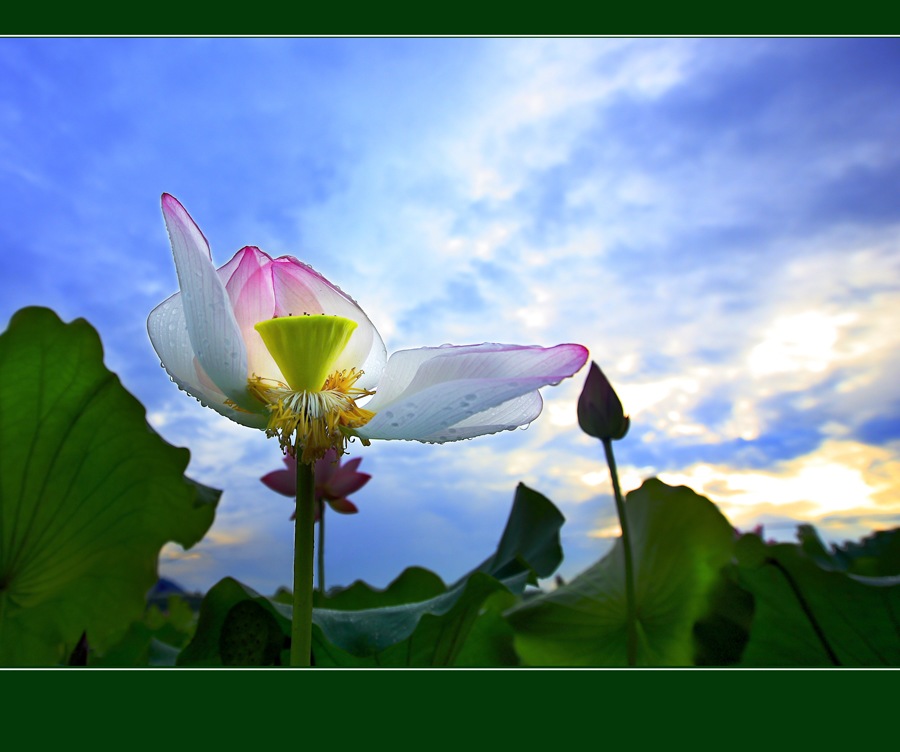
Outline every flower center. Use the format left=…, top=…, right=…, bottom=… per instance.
left=248, top=369, right=374, bottom=463
left=249, top=315, right=375, bottom=463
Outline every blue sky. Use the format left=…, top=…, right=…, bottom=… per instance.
left=2, top=38, right=900, bottom=595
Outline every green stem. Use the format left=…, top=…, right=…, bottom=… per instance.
left=317, top=500, right=326, bottom=595
left=290, top=457, right=316, bottom=667
left=603, top=438, right=637, bottom=666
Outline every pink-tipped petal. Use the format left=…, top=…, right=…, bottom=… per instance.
left=215, top=243, right=256, bottom=287
left=340, top=457, right=364, bottom=474
left=220, top=246, right=273, bottom=312
left=327, top=498, right=359, bottom=515
left=357, top=343, right=587, bottom=442
left=326, top=469, right=372, bottom=498
left=261, top=467, right=296, bottom=497
left=160, top=194, right=251, bottom=408
left=221, top=247, right=284, bottom=383
left=271, top=257, right=386, bottom=389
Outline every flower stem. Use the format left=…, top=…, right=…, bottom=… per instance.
left=317, top=500, right=326, bottom=594
left=290, top=456, right=315, bottom=667
left=603, top=438, right=637, bottom=666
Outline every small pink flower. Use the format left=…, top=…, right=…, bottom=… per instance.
left=262, top=449, right=371, bottom=520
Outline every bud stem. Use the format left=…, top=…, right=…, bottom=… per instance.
left=603, top=437, right=637, bottom=666
left=317, top=500, right=326, bottom=595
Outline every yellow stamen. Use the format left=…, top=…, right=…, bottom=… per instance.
left=248, top=368, right=375, bottom=463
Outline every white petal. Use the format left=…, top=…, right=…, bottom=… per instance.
left=416, top=392, right=544, bottom=442
left=270, top=258, right=386, bottom=388
left=147, top=293, right=268, bottom=428
left=361, top=345, right=454, bottom=411
left=357, top=343, right=587, bottom=441
left=365, top=343, right=586, bottom=411
left=161, top=194, right=250, bottom=406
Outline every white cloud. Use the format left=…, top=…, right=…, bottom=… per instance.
left=657, top=439, right=900, bottom=541
left=748, top=310, right=856, bottom=378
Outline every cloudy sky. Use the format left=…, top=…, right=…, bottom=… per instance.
left=2, top=37, right=899, bottom=595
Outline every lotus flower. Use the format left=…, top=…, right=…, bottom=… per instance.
left=262, top=449, right=370, bottom=519
left=148, top=194, right=589, bottom=463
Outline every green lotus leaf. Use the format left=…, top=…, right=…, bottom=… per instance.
left=0, top=307, right=219, bottom=666
left=313, top=566, right=447, bottom=610
left=735, top=533, right=900, bottom=666
left=797, top=524, right=900, bottom=577
left=312, top=571, right=518, bottom=666
left=311, top=482, right=563, bottom=664
left=507, top=478, right=735, bottom=666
